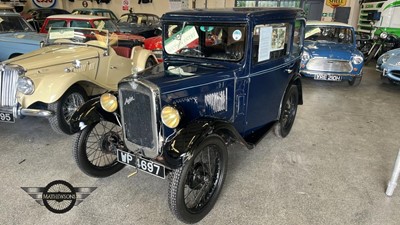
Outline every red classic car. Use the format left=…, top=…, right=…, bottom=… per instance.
left=40, top=14, right=145, bottom=42
left=144, top=34, right=216, bottom=62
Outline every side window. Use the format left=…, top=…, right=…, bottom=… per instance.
left=252, top=23, right=292, bottom=63
left=293, top=20, right=304, bottom=56
left=45, top=20, right=67, bottom=32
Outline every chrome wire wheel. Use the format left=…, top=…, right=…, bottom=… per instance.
left=62, top=93, right=85, bottom=122
left=73, top=120, right=125, bottom=177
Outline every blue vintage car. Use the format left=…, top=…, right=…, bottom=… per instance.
left=69, top=8, right=305, bottom=223
left=376, top=48, right=400, bottom=84
left=0, top=9, right=45, bottom=61
left=300, top=21, right=364, bottom=86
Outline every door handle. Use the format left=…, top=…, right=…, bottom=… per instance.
left=285, top=68, right=293, bottom=73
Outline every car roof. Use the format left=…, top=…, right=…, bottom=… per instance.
left=163, top=7, right=303, bottom=22
left=47, top=14, right=109, bottom=20
left=121, top=13, right=160, bottom=17
left=72, top=8, right=113, bottom=12
left=306, top=20, right=353, bottom=28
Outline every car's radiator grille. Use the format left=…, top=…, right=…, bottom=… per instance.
left=307, top=58, right=352, bottom=73
left=391, top=70, right=400, bottom=78
left=119, top=83, right=156, bottom=149
left=0, top=67, right=19, bottom=107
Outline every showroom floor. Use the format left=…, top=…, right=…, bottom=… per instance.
left=1, top=62, right=400, bottom=225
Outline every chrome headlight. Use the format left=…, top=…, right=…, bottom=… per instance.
left=380, top=32, right=388, bottom=39
left=301, top=51, right=310, bottom=61
left=378, top=53, right=391, bottom=64
left=17, top=76, right=35, bottom=95
left=352, top=55, right=364, bottom=65
left=161, top=105, right=181, bottom=129
left=100, top=93, right=118, bottom=113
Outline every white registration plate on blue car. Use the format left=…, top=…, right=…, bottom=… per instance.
left=314, top=74, right=342, bottom=81
left=0, top=111, right=15, bottom=123
left=117, top=149, right=166, bottom=179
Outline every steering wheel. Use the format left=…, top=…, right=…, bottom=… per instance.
left=179, top=47, right=204, bottom=57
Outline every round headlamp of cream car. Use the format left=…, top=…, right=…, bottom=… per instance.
left=17, top=76, right=35, bottom=95
left=100, top=93, right=118, bottom=112
left=161, top=106, right=181, bottom=129
left=380, top=32, right=388, bottom=39
left=352, top=55, right=364, bottom=64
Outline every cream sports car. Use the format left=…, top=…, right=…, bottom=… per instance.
left=0, top=27, right=157, bottom=134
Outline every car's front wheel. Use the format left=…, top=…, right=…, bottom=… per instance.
left=348, top=76, right=362, bottom=86
left=274, top=85, right=299, bottom=138
left=73, top=120, right=125, bottom=178
left=47, top=87, right=87, bottom=134
left=168, top=135, right=228, bottom=224
left=48, top=86, right=87, bottom=135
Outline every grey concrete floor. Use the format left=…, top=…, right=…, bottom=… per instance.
left=1, top=63, right=400, bottom=225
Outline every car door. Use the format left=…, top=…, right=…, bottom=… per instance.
left=244, top=21, right=296, bottom=137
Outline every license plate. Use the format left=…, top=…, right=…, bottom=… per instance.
left=314, top=74, right=342, bottom=81
left=117, top=150, right=165, bottom=179
left=0, top=111, right=15, bottom=123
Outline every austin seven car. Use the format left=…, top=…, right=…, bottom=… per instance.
left=70, top=7, right=305, bottom=224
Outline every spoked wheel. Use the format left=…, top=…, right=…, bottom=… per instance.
left=145, top=57, right=157, bottom=68
left=168, top=135, right=228, bottom=224
left=274, top=85, right=299, bottom=138
left=73, top=120, right=125, bottom=178
left=48, top=86, right=87, bottom=135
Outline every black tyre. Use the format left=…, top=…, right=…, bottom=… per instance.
left=145, top=57, right=157, bottom=68
left=73, top=120, right=125, bottom=178
left=274, top=85, right=299, bottom=138
left=48, top=86, right=87, bottom=135
left=168, top=135, right=228, bottom=224
left=365, top=45, right=379, bottom=65
left=348, top=76, right=362, bottom=86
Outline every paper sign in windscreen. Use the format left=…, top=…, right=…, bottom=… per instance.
left=258, top=26, right=272, bottom=62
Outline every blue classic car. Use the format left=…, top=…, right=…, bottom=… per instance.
left=376, top=48, right=400, bottom=84
left=0, top=9, right=45, bottom=61
left=69, top=7, right=305, bottom=224
left=300, top=21, right=364, bottom=86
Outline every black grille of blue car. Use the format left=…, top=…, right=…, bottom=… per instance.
left=119, top=80, right=160, bottom=156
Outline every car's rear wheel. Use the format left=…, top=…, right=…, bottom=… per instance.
left=145, top=57, right=157, bottom=68
left=73, top=120, right=125, bottom=178
left=48, top=86, right=87, bottom=135
left=274, top=85, right=299, bottom=138
left=168, top=135, right=228, bottom=224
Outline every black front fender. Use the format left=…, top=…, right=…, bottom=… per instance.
left=162, top=119, right=253, bottom=169
left=69, top=97, right=120, bottom=133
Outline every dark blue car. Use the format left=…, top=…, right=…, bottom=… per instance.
left=300, top=21, right=364, bottom=86
left=70, top=8, right=305, bottom=223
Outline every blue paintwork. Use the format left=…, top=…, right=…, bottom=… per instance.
left=0, top=12, right=46, bottom=61
left=121, top=8, right=304, bottom=142
left=376, top=48, right=400, bottom=82
left=300, top=24, right=364, bottom=81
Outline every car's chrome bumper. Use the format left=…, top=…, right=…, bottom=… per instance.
left=0, top=106, right=54, bottom=118
left=381, top=69, right=400, bottom=82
